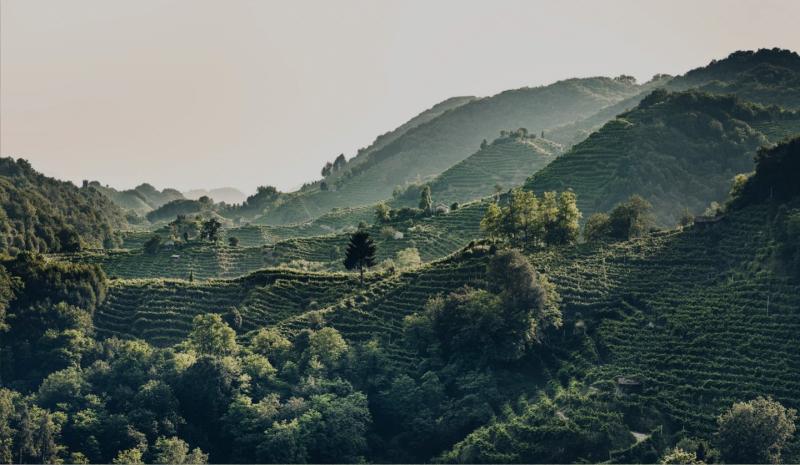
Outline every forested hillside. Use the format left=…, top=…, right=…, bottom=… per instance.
left=0, top=158, right=129, bottom=254
left=91, top=182, right=185, bottom=215
left=670, top=48, right=800, bottom=109
left=262, top=76, right=648, bottom=224
left=525, top=90, right=800, bottom=225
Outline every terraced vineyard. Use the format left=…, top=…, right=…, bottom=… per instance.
left=525, top=91, right=800, bottom=225
left=87, top=187, right=800, bottom=449
left=418, top=135, right=562, bottom=206
left=268, top=200, right=488, bottom=269
left=54, top=243, right=268, bottom=280
left=93, top=270, right=365, bottom=346
left=78, top=200, right=489, bottom=279
left=522, top=202, right=800, bottom=441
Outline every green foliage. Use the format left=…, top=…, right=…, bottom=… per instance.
left=406, top=250, right=560, bottom=364
left=188, top=313, right=239, bottom=357
left=0, top=158, right=127, bottom=254
left=583, top=195, right=653, bottom=241
left=152, top=436, right=208, bottom=464
left=659, top=447, right=703, bottom=464
left=733, top=136, right=800, bottom=206
left=480, top=189, right=581, bottom=248
left=199, top=218, right=222, bottom=242
left=716, top=396, right=797, bottom=464
left=441, top=382, right=632, bottom=463
left=395, top=247, right=422, bottom=270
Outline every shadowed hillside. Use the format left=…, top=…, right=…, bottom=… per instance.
left=525, top=90, right=800, bottom=225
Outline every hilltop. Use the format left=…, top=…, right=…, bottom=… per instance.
left=671, top=48, right=800, bottom=109
left=262, top=76, right=648, bottom=224
left=90, top=181, right=185, bottom=215
left=525, top=90, right=800, bottom=225
left=0, top=158, right=129, bottom=254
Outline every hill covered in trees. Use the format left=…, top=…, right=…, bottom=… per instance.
left=90, top=182, right=185, bottom=216
left=525, top=90, right=800, bottom=225
left=0, top=158, right=129, bottom=254
left=670, top=48, right=800, bottom=109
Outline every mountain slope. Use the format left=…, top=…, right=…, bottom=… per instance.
left=263, top=77, right=649, bottom=224
left=0, top=158, right=129, bottom=253
left=401, top=131, right=563, bottom=207
left=524, top=90, right=800, bottom=225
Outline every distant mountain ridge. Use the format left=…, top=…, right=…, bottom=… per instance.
left=90, top=182, right=184, bottom=215
left=183, top=187, right=247, bottom=205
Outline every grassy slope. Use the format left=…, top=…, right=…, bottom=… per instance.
left=410, top=135, right=563, bottom=207
left=525, top=91, right=800, bottom=226
left=263, top=77, right=646, bottom=225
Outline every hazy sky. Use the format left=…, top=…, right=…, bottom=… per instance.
left=2, top=0, right=799, bottom=194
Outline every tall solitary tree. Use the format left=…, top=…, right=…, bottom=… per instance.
left=344, top=231, right=376, bottom=286
left=419, top=185, right=433, bottom=214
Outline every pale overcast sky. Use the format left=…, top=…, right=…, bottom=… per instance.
left=2, top=0, right=799, bottom=194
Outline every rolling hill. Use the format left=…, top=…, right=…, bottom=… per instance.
left=82, top=138, right=800, bottom=461
left=525, top=90, right=800, bottom=225
left=262, top=76, right=650, bottom=225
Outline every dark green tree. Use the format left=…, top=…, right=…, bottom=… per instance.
left=343, top=231, right=376, bottom=286
left=716, top=396, right=797, bottom=464
left=419, top=186, right=433, bottom=214
left=143, top=235, right=162, bottom=255
left=199, top=219, right=222, bottom=242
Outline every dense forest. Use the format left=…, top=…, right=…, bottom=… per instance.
left=2, top=48, right=800, bottom=464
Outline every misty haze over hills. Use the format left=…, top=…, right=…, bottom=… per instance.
left=2, top=2, right=800, bottom=464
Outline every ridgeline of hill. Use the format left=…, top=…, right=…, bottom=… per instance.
left=261, top=76, right=649, bottom=225
left=90, top=181, right=184, bottom=215
left=0, top=158, right=129, bottom=254
left=670, top=48, right=800, bottom=109
left=525, top=90, right=800, bottom=225
left=183, top=187, right=247, bottom=205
